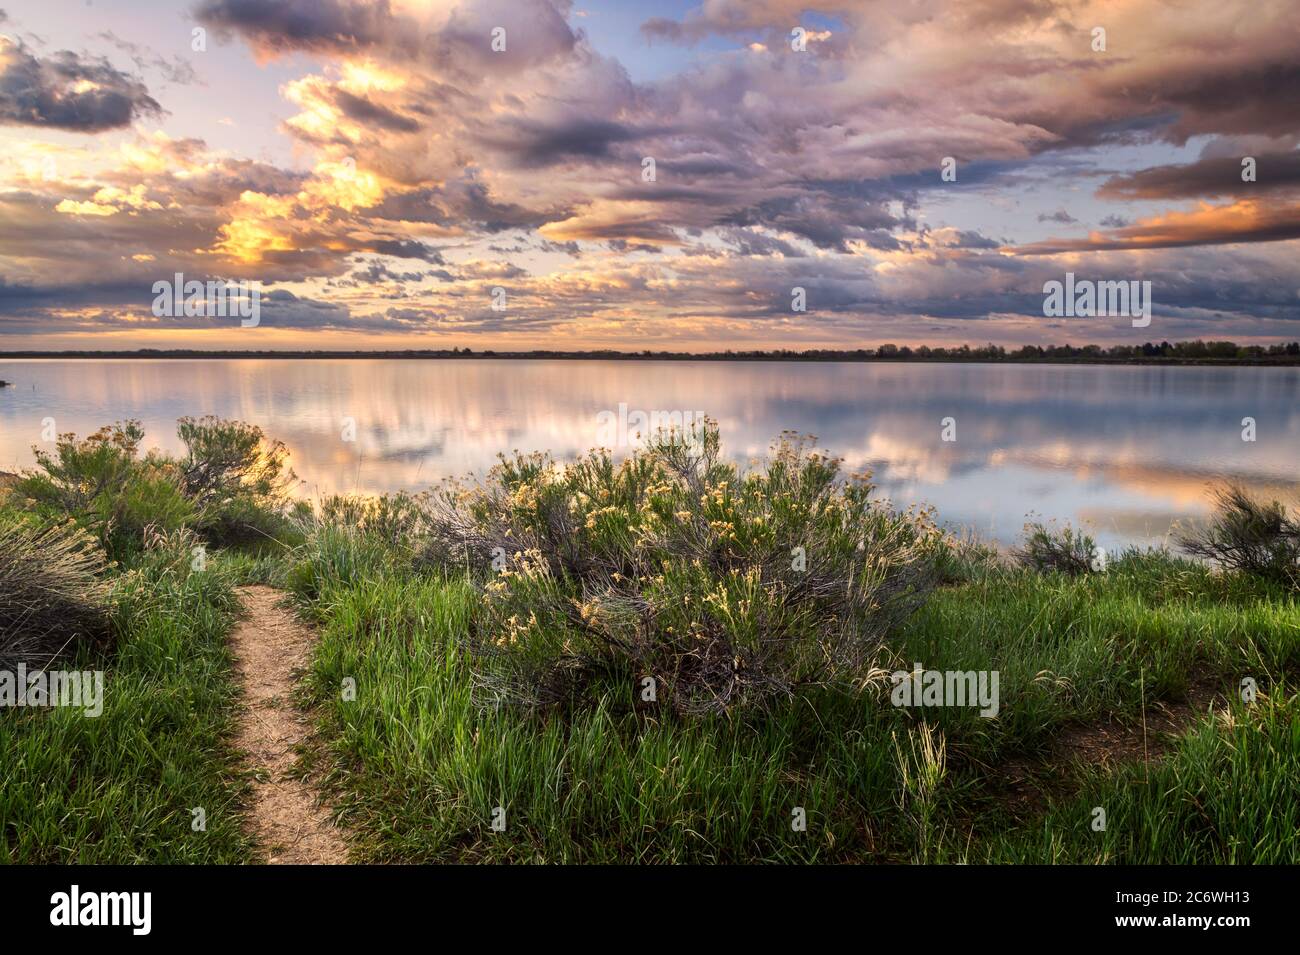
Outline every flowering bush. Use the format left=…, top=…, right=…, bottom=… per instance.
left=422, top=423, right=946, bottom=715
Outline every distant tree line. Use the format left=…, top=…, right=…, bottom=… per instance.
left=3, top=340, right=1299, bottom=363
left=867, top=340, right=1300, bottom=362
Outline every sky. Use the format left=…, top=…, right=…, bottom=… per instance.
left=0, top=0, right=1297, bottom=351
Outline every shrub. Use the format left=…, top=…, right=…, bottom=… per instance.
left=1177, top=484, right=1300, bottom=587
left=285, top=495, right=425, bottom=605
left=177, top=416, right=297, bottom=548
left=14, top=421, right=193, bottom=561
left=0, top=518, right=112, bottom=668
left=315, top=492, right=428, bottom=548
left=1012, top=521, right=1100, bottom=576
left=933, top=532, right=1002, bottom=585
left=421, top=423, right=944, bottom=715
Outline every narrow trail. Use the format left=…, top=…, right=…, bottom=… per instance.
left=230, top=585, right=348, bottom=865
left=991, top=676, right=1225, bottom=817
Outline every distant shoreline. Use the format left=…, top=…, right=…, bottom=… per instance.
left=1, top=349, right=1299, bottom=366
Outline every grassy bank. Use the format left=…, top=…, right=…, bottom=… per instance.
left=0, top=534, right=252, bottom=863
left=277, top=428, right=1297, bottom=864
left=0, top=417, right=298, bottom=864
left=290, top=555, right=1296, bottom=863
left=2, top=417, right=1296, bottom=864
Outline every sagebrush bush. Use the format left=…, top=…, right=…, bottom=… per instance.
left=1012, top=521, right=1099, bottom=576
left=14, top=417, right=297, bottom=559
left=0, top=518, right=112, bottom=668
left=177, top=416, right=297, bottom=548
left=14, top=421, right=194, bottom=561
left=420, top=424, right=945, bottom=715
left=1177, top=484, right=1300, bottom=587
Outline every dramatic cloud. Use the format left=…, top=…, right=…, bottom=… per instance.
left=1099, top=152, right=1300, bottom=200
left=1017, top=200, right=1300, bottom=253
left=0, top=37, right=161, bottom=131
left=193, top=0, right=398, bottom=56
left=0, top=0, right=1298, bottom=346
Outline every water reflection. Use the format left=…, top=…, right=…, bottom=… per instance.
left=1, top=358, right=1296, bottom=549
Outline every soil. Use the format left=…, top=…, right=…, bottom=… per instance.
left=230, top=585, right=348, bottom=864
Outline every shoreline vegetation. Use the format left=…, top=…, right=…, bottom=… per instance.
left=2, top=417, right=1297, bottom=863
left=2, top=338, right=1300, bottom=365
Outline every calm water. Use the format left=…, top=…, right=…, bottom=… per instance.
left=1, top=359, right=1297, bottom=549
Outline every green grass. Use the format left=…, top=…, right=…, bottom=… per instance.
left=980, top=689, right=1300, bottom=863
left=300, top=574, right=909, bottom=862
left=0, top=542, right=253, bottom=863
left=0, top=413, right=295, bottom=864
left=4, top=413, right=1297, bottom=865
left=295, top=546, right=1299, bottom=863
left=893, top=550, right=1299, bottom=763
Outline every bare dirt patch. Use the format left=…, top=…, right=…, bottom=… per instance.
left=231, top=585, right=348, bottom=864
left=990, top=675, right=1226, bottom=818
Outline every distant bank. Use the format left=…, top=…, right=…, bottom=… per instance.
left=1, top=342, right=1299, bottom=366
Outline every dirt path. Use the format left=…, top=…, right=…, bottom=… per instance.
left=990, top=675, right=1226, bottom=817
left=231, top=585, right=348, bottom=864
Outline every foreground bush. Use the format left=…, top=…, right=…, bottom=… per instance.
left=14, top=417, right=298, bottom=560
left=1012, top=521, right=1100, bottom=576
left=1177, top=484, right=1299, bottom=587
left=177, top=416, right=298, bottom=548
left=14, top=422, right=193, bottom=561
left=0, top=518, right=112, bottom=668
left=421, top=424, right=945, bottom=715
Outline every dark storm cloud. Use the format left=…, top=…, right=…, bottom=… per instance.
left=345, top=260, right=432, bottom=285
left=943, top=230, right=1001, bottom=250
left=361, top=178, right=565, bottom=232
left=256, top=288, right=353, bottom=327
left=0, top=277, right=149, bottom=312
left=331, top=88, right=421, bottom=132
left=365, top=239, right=446, bottom=263
left=715, top=226, right=803, bottom=257
left=723, top=193, right=905, bottom=252
left=1145, top=62, right=1300, bottom=143
left=482, top=117, right=644, bottom=168
left=195, top=0, right=579, bottom=73
left=0, top=38, right=161, bottom=131
left=193, top=0, right=395, bottom=55
left=1099, top=152, right=1300, bottom=200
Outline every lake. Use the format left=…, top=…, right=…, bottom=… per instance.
left=1, top=358, right=1296, bottom=550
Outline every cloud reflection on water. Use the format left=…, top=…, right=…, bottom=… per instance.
left=0, top=359, right=1295, bottom=549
